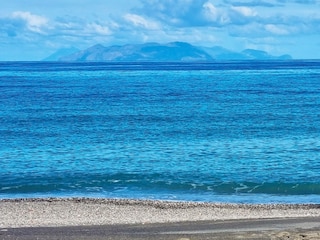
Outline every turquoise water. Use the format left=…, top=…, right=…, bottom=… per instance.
left=1, top=61, right=320, bottom=203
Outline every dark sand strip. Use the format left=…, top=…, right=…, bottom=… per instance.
left=1, top=217, right=320, bottom=240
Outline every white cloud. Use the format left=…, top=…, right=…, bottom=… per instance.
left=202, top=2, right=230, bottom=25
left=124, top=13, right=159, bottom=29
left=134, top=0, right=261, bottom=27
left=264, top=24, right=289, bottom=35
left=202, top=2, right=219, bottom=21
left=11, top=11, right=48, bottom=33
left=231, top=6, right=257, bottom=17
left=86, top=23, right=112, bottom=35
left=136, top=0, right=209, bottom=26
left=224, top=0, right=277, bottom=7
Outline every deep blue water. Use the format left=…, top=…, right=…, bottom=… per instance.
left=1, top=61, right=320, bottom=203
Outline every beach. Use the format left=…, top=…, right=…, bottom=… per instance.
left=1, top=198, right=320, bottom=239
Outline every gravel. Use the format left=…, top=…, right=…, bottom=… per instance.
left=1, top=198, right=320, bottom=228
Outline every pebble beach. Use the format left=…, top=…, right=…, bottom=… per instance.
left=1, top=198, right=320, bottom=228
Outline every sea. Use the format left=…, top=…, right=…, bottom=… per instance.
left=0, top=60, right=320, bottom=203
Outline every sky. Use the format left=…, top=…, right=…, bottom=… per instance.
left=1, top=0, right=320, bottom=60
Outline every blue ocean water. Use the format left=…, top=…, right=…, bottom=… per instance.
left=0, top=61, right=320, bottom=203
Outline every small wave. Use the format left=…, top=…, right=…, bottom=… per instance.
left=2, top=171, right=320, bottom=197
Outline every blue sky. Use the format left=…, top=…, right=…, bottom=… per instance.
left=1, top=0, right=320, bottom=60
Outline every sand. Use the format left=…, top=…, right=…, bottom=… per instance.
left=1, top=198, right=320, bottom=228
left=1, top=198, right=320, bottom=239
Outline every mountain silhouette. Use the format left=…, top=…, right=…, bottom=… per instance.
left=46, top=42, right=292, bottom=61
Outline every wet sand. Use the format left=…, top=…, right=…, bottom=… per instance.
left=1, top=198, right=320, bottom=239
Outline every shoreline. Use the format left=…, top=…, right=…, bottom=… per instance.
left=1, top=197, right=320, bottom=228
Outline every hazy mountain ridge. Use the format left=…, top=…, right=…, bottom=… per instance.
left=43, top=47, right=80, bottom=61
left=58, top=42, right=213, bottom=62
left=46, top=42, right=292, bottom=61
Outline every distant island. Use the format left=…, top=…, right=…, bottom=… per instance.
left=44, top=42, right=292, bottom=62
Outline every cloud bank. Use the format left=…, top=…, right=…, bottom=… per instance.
left=0, top=0, right=319, bottom=60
